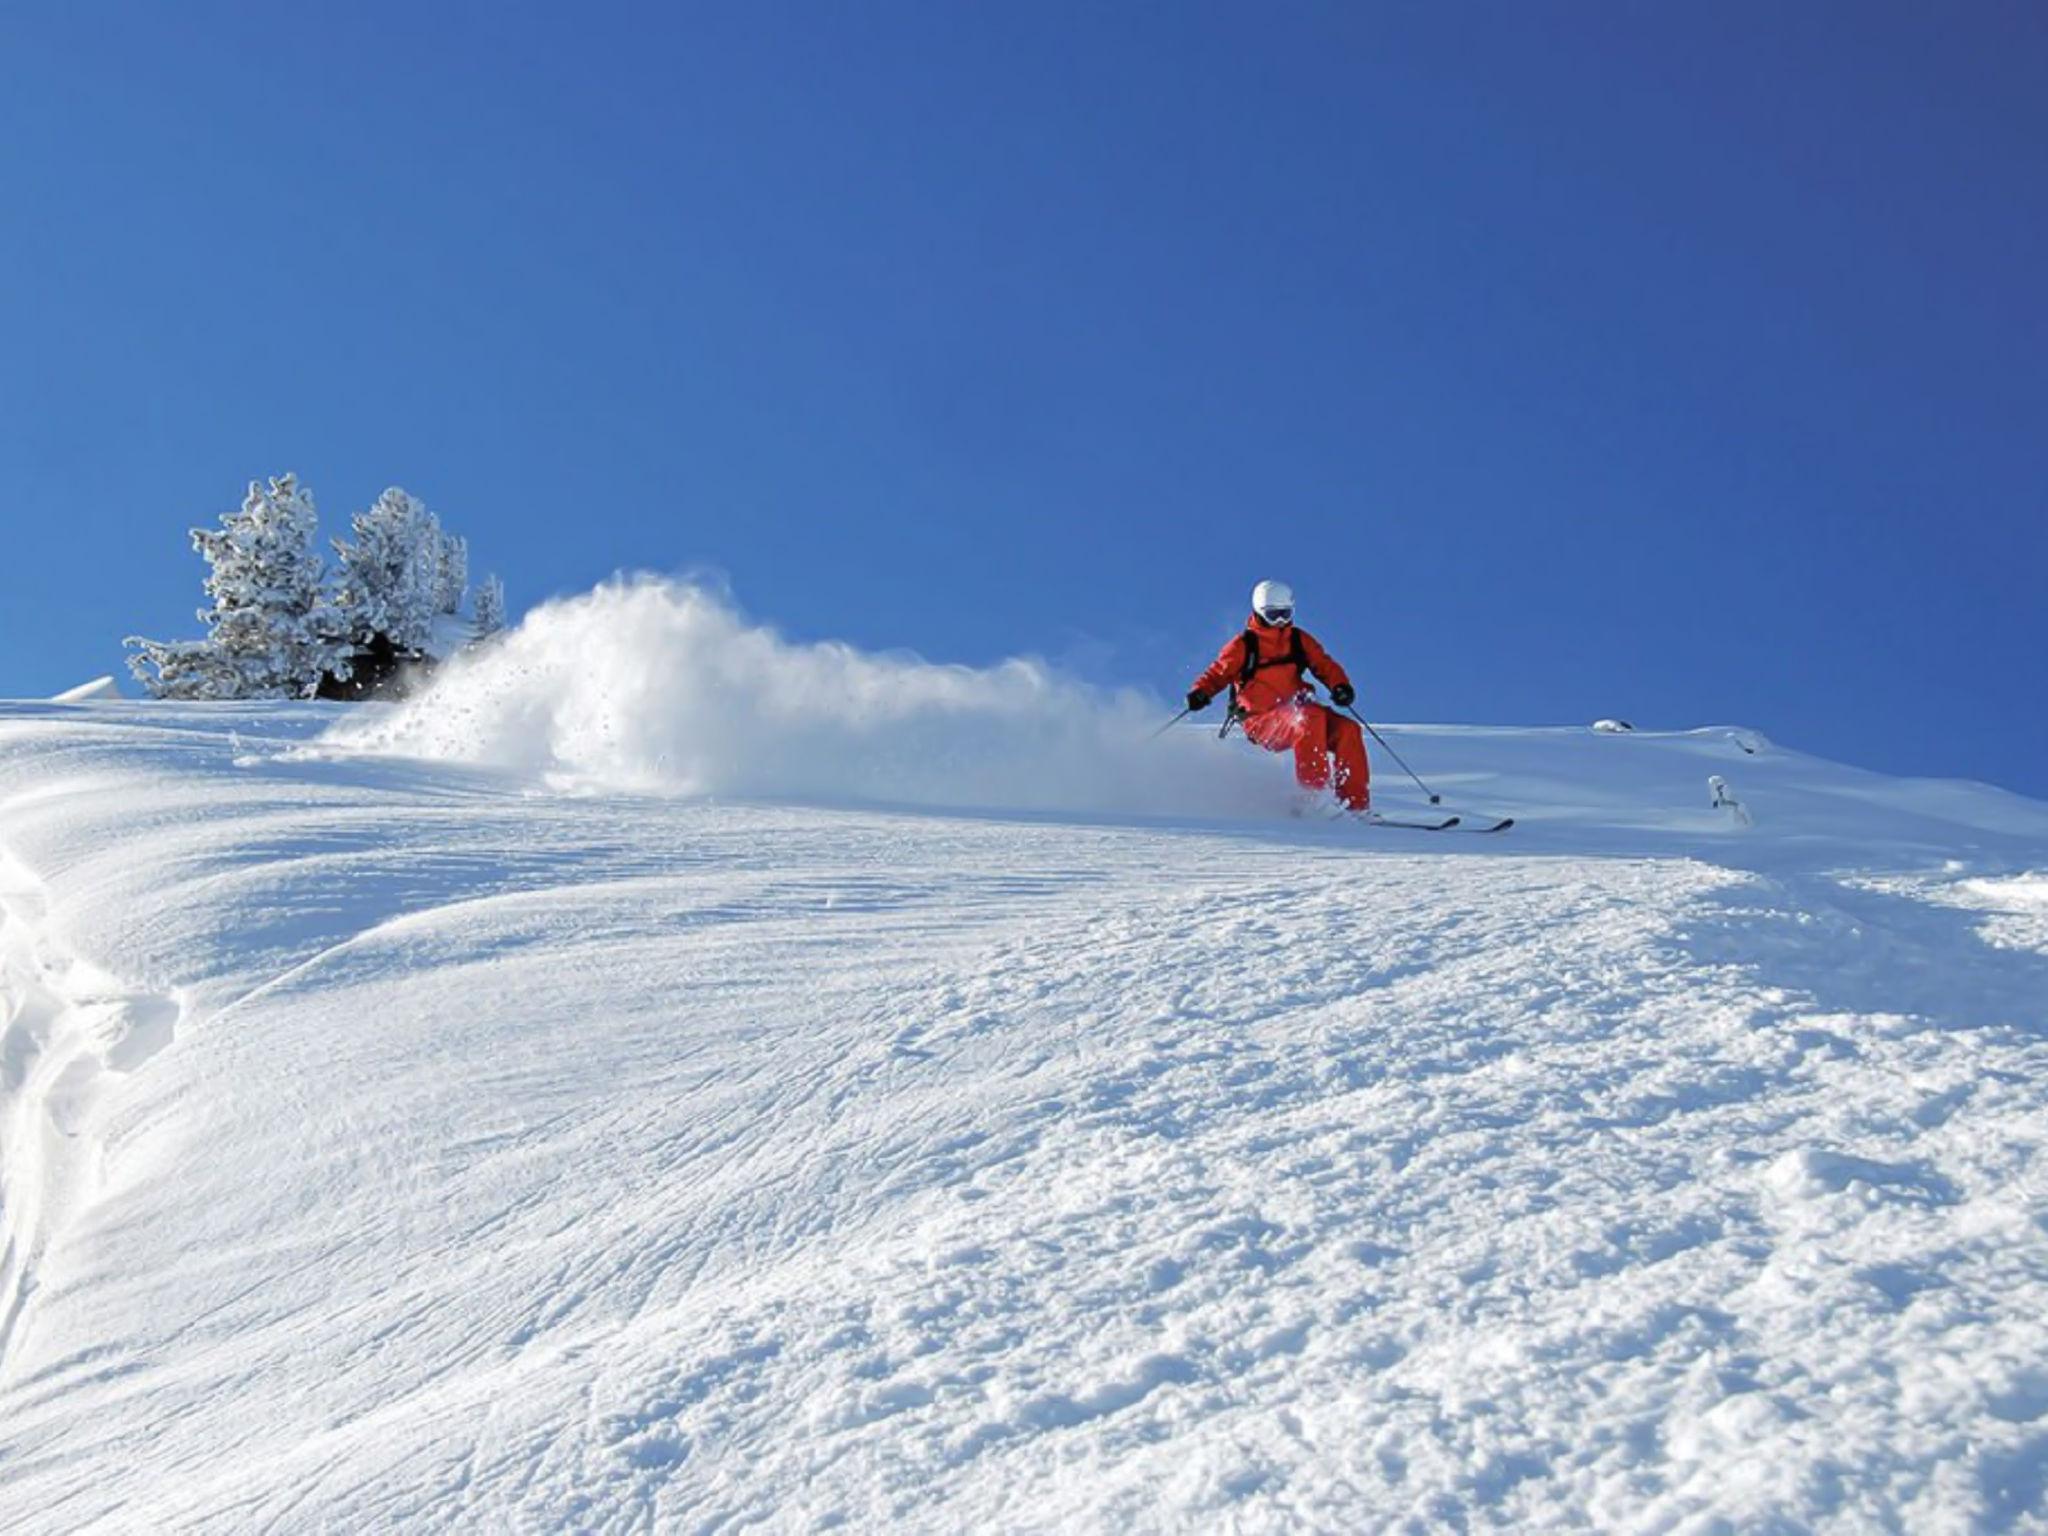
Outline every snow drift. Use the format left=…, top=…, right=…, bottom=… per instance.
left=47, top=676, right=123, bottom=703
left=328, top=578, right=1278, bottom=817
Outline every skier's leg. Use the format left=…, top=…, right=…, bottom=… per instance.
left=1242, top=705, right=1296, bottom=753
left=1243, top=704, right=1322, bottom=789
left=1329, top=710, right=1371, bottom=811
left=1290, top=704, right=1331, bottom=792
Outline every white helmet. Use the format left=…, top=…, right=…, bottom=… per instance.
left=1251, top=579, right=1295, bottom=626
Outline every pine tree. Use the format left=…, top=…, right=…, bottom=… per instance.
left=126, top=474, right=340, bottom=699
left=434, top=531, right=468, bottom=616
left=472, top=573, right=507, bottom=639
left=331, top=488, right=441, bottom=655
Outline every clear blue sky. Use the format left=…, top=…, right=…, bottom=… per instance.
left=5, top=2, right=2044, bottom=795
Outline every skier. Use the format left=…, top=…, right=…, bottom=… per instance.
left=1185, top=579, right=1372, bottom=814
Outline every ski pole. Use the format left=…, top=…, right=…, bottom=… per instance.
left=1343, top=706, right=1441, bottom=804
left=1149, top=707, right=1191, bottom=740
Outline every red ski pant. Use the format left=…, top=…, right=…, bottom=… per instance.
left=1242, top=701, right=1371, bottom=810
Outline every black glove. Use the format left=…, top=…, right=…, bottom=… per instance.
left=1186, top=689, right=1211, bottom=712
left=1329, top=683, right=1355, bottom=708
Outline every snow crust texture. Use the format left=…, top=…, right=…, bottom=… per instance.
left=2, top=677, right=2047, bottom=1530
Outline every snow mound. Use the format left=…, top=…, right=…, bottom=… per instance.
left=326, top=577, right=1279, bottom=817
left=48, top=676, right=123, bottom=703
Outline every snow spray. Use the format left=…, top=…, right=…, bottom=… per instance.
left=323, top=577, right=1283, bottom=819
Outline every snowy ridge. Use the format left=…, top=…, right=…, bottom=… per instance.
left=1, top=628, right=2046, bottom=1528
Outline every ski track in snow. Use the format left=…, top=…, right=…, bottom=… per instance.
left=1, top=700, right=2046, bottom=1531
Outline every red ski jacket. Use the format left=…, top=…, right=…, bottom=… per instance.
left=1193, top=615, right=1353, bottom=717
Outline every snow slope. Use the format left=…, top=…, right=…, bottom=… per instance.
left=2, top=592, right=2045, bottom=1530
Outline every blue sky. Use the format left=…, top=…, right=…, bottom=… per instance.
left=5, top=2, right=2044, bottom=795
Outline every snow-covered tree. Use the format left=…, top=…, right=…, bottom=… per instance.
left=331, top=488, right=441, bottom=655
left=126, top=474, right=341, bottom=699
left=123, top=634, right=238, bottom=700
left=434, top=531, right=468, bottom=616
left=472, top=573, right=507, bottom=639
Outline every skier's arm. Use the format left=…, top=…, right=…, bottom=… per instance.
left=1190, top=635, right=1247, bottom=702
left=1301, top=631, right=1352, bottom=692
left=1301, top=631, right=1355, bottom=704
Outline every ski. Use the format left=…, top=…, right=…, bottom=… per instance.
left=1361, top=813, right=1462, bottom=831
left=1359, top=811, right=1516, bottom=834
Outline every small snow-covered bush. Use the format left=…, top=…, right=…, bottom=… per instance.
left=332, top=488, right=442, bottom=656
left=472, top=574, right=507, bottom=639
left=435, top=532, right=469, bottom=617
left=126, top=474, right=342, bottom=699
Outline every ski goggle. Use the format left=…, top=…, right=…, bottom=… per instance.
left=1257, top=606, right=1294, bottom=625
